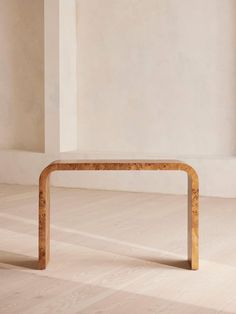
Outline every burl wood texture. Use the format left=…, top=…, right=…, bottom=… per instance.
left=39, top=160, right=199, bottom=270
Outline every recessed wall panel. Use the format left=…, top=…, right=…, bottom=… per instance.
left=77, top=0, right=236, bottom=156
left=0, top=0, right=44, bottom=152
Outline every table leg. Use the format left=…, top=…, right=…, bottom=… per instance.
left=188, top=174, right=199, bottom=270
left=39, top=172, right=50, bottom=270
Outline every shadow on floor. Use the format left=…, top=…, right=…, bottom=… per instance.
left=71, top=254, right=191, bottom=271
left=141, top=256, right=191, bottom=270
left=0, top=251, right=38, bottom=269
left=0, top=248, right=190, bottom=271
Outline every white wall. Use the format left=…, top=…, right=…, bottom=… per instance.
left=1, top=0, right=236, bottom=198
left=77, top=0, right=236, bottom=157
left=44, top=0, right=60, bottom=154
left=44, top=0, right=78, bottom=153
left=60, top=0, right=78, bottom=152
left=0, top=0, right=44, bottom=152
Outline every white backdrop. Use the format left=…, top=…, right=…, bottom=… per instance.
left=0, top=0, right=236, bottom=197
left=0, top=0, right=44, bottom=152
left=77, top=0, right=236, bottom=157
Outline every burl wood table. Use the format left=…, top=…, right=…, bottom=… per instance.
left=39, top=160, right=199, bottom=270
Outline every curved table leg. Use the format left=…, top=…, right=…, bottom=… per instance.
left=39, top=171, right=50, bottom=270
left=38, top=161, right=199, bottom=270
left=188, top=174, right=199, bottom=270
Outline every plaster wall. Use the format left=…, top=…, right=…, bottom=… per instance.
left=60, top=0, right=78, bottom=152
left=1, top=0, right=236, bottom=197
left=0, top=0, right=44, bottom=152
left=77, top=0, right=236, bottom=157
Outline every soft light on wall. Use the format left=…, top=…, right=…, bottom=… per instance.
left=77, top=0, right=236, bottom=157
left=0, top=0, right=44, bottom=152
left=1, top=0, right=236, bottom=198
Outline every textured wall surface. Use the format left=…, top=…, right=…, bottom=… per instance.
left=0, top=0, right=44, bottom=152
left=77, top=0, right=236, bottom=156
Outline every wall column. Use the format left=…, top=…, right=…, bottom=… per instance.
left=44, top=0, right=77, bottom=154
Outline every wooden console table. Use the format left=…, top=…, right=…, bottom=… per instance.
left=39, top=160, right=199, bottom=270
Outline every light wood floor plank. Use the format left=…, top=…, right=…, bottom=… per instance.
left=1, top=185, right=236, bottom=313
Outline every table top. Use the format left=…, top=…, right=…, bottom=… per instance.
left=52, top=159, right=183, bottom=164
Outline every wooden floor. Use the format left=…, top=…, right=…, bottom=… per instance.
left=1, top=185, right=236, bottom=313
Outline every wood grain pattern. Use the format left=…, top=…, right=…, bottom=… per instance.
left=39, top=160, right=199, bottom=270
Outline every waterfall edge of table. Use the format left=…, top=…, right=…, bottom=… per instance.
left=38, top=160, right=199, bottom=270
